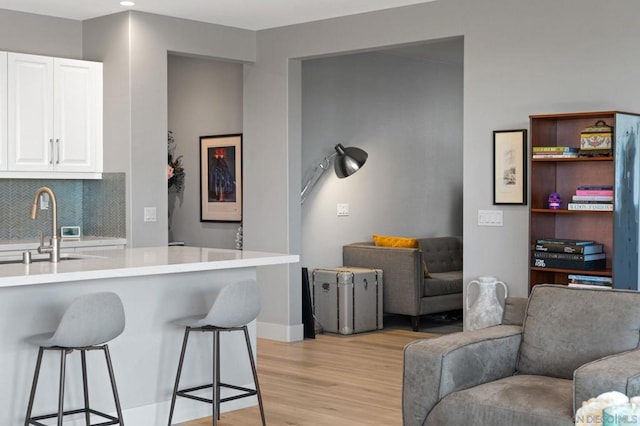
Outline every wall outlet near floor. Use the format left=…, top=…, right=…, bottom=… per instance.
left=144, top=207, right=157, bottom=222
left=337, top=203, right=349, bottom=216
left=478, top=209, right=503, bottom=226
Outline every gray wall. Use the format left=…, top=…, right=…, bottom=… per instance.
left=301, top=49, right=463, bottom=270
left=0, top=9, right=82, bottom=58
left=167, top=54, right=243, bottom=248
left=83, top=11, right=255, bottom=248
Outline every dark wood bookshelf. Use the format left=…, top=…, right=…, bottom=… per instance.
left=529, top=111, right=640, bottom=291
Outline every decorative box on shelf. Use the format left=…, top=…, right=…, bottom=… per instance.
left=580, top=120, right=613, bottom=157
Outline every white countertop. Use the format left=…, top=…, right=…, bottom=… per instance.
left=0, top=246, right=299, bottom=288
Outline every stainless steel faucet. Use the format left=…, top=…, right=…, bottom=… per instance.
left=30, top=186, right=60, bottom=263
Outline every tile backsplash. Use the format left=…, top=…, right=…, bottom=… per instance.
left=0, top=173, right=125, bottom=240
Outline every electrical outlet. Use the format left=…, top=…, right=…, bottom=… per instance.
left=337, top=203, right=349, bottom=216
left=144, top=207, right=157, bottom=222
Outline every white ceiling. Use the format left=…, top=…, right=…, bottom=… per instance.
left=0, top=0, right=437, bottom=31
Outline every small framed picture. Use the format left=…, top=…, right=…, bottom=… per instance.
left=493, top=129, right=527, bottom=205
left=200, top=134, right=242, bottom=222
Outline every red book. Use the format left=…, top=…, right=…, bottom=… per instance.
left=575, top=189, right=614, bottom=196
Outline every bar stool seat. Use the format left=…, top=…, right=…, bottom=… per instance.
left=25, top=292, right=126, bottom=426
left=167, top=279, right=265, bottom=426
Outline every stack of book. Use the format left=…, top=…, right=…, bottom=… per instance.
left=532, top=146, right=579, bottom=159
left=532, top=238, right=606, bottom=270
left=568, top=185, right=613, bottom=211
left=567, top=274, right=612, bottom=289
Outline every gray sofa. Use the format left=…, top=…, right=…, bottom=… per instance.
left=343, top=237, right=463, bottom=331
left=403, top=285, right=640, bottom=426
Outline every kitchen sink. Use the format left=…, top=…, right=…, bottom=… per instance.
left=0, top=254, right=87, bottom=265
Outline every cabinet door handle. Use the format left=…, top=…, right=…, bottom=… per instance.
left=55, top=139, right=60, bottom=164
left=49, top=139, right=54, bottom=164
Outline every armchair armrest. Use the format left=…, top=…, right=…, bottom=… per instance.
left=574, top=349, right=640, bottom=413
left=403, top=325, right=522, bottom=426
left=343, top=243, right=422, bottom=316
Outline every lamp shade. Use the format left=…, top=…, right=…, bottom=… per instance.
left=333, top=144, right=368, bottom=178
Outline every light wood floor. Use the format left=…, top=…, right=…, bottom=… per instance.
left=178, top=328, right=438, bottom=426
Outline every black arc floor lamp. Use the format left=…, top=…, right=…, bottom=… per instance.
left=300, top=144, right=368, bottom=204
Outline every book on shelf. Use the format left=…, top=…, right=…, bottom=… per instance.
left=531, top=257, right=606, bottom=270
left=535, top=238, right=595, bottom=246
left=568, top=283, right=612, bottom=290
left=532, top=146, right=579, bottom=153
left=567, top=203, right=613, bottom=211
left=567, top=274, right=613, bottom=284
left=575, top=189, right=614, bottom=196
left=534, top=243, right=603, bottom=254
left=532, top=153, right=579, bottom=159
left=533, top=251, right=605, bottom=261
left=577, top=185, right=613, bottom=190
left=571, top=195, right=613, bottom=202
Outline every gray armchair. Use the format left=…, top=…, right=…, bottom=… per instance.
left=343, top=236, right=462, bottom=331
left=403, top=285, right=640, bottom=426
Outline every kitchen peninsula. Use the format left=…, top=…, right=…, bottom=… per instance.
left=0, top=246, right=298, bottom=425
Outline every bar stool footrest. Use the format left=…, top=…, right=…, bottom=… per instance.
left=176, top=382, right=258, bottom=405
left=28, top=408, right=120, bottom=426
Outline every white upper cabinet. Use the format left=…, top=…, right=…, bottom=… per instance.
left=0, top=53, right=7, bottom=171
left=5, top=52, right=102, bottom=178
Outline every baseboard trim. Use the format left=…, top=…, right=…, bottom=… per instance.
left=257, top=321, right=304, bottom=342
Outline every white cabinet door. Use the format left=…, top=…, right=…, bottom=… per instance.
left=6, top=53, right=102, bottom=176
left=0, top=52, right=7, bottom=171
left=7, top=53, right=54, bottom=171
left=54, top=58, right=102, bottom=173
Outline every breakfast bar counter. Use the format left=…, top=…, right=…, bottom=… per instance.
left=0, top=246, right=299, bottom=425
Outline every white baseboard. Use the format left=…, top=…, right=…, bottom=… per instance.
left=257, top=321, right=304, bottom=342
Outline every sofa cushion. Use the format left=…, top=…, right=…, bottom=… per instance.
left=425, top=375, right=573, bottom=426
left=517, top=285, right=640, bottom=380
left=423, top=271, right=463, bottom=297
left=418, top=237, right=462, bottom=273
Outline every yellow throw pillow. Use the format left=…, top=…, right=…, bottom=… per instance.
left=371, top=234, right=431, bottom=278
left=372, top=234, right=419, bottom=248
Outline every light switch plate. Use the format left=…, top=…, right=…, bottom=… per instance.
left=144, top=207, right=157, bottom=222
left=337, top=203, right=349, bottom=216
left=478, top=209, right=503, bottom=226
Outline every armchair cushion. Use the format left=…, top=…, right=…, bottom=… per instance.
left=423, top=271, right=463, bottom=297
left=403, top=325, right=522, bottom=426
left=574, top=349, right=640, bottom=413
left=418, top=237, right=462, bottom=273
left=517, top=285, right=640, bottom=380
left=426, top=375, right=573, bottom=426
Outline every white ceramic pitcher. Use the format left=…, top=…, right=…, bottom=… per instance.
left=465, top=276, right=508, bottom=331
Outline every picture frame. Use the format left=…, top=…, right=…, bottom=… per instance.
left=493, top=129, right=527, bottom=205
left=200, top=134, right=242, bottom=222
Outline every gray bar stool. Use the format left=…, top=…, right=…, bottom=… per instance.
left=167, top=279, right=265, bottom=426
left=25, top=292, right=126, bottom=426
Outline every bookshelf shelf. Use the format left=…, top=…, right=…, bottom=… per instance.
left=530, top=267, right=612, bottom=277
left=531, top=209, right=612, bottom=214
left=532, top=157, right=612, bottom=163
left=529, top=111, right=640, bottom=291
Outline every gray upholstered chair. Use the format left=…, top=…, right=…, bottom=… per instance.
left=25, top=292, right=126, bottom=426
left=343, top=236, right=463, bottom=331
left=403, top=284, right=640, bottom=426
left=167, top=279, right=265, bottom=426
